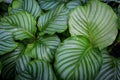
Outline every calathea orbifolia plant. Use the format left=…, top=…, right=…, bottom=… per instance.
left=0, top=0, right=120, bottom=80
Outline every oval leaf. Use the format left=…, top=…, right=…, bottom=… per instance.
left=38, top=4, right=69, bottom=35
left=0, top=11, right=36, bottom=40
left=25, top=35, right=60, bottom=62
left=69, top=1, right=118, bottom=49
left=0, top=44, right=30, bottom=79
left=0, top=29, right=17, bottom=55
left=55, top=36, right=102, bottom=80
left=16, top=60, right=57, bottom=80
left=96, top=51, right=120, bottom=80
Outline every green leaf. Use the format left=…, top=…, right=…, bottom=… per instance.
left=69, top=0, right=118, bottom=49
left=0, top=44, right=30, bottom=79
left=38, top=0, right=60, bottom=10
left=12, top=0, right=22, bottom=9
left=0, top=29, right=17, bottom=55
left=0, top=11, right=36, bottom=40
left=11, top=0, right=42, bottom=19
left=96, top=51, right=120, bottom=80
left=118, top=5, right=120, bottom=30
left=38, top=0, right=82, bottom=11
left=25, top=35, right=60, bottom=62
left=22, top=0, right=42, bottom=19
left=0, top=0, right=3, bottom=2
left=66, top=0, right=81, bottom=10
left=55, top=36, right=102, bottom=80
left=16, top=60, right=57, bottom=80
left=38, top=4, right=69, bottom=35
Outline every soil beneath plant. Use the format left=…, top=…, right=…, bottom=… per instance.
left=110, top=43, right=120, bottom=58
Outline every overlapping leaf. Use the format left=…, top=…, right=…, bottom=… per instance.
left=38, top=4, right=69, bottom=35
left=25, top=35, right=60, bottom=62
left=0, top=11, right=36, bottom=40
left=38, top=0, right=60, bottom=10
left=69, top=0, right=118, bottom=49
left=0, top=29, right=17, bottom=55
left=66, top=0, right=81, bottom=10
left=22, top=0, right=41, bottom=18
left=11, top=0, right=41, bottom=19
left=96, top=51, right=120, bottom=80
left=16, top=60, right=57, bottom=80
left=55, top=36, right=102, bottom=80
left=0, top=44, right=30, bottom=79
left=38, top=0, right=81, bottom=11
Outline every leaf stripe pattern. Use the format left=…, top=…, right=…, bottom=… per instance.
left=16, top=60, right=57, bottom=80
left=16, top=54, right=30, bottom=74
left=0, top=29, right=17, bottom=55
left=55, top=36, right=102, bottom=80
left=11, top=0, right=41, bottom=19
left=0, top=44, right=30, bottom=79
left=69, top=0, right=118, bottom=49
left=25, top=35, right=60, bottom=62
left=0, top=11, right=36, bottom=40
left=38, top=4, right=69, bottom=35
left=23, top=0, right=41, bottom=19
left=96, top=52, right=120, bottom=80
left=66, top=0, right=81, bottom=10
left=38, top=0, right=60, bottom=10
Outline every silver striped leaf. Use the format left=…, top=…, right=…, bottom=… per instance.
left=38, top=0, right=60, bottom=10
left=0, top=11, right=36, bottom=40
left=0, top=29, right=17, bottom=55
left=25, top=35, right=60, bottom=62
left=11, top=0, right=42, bottom=19
left=69, top=0, right=118, bottom=49
left=96, top=51, right=120, bottom=80
left=38, top=4, right=69, bottom=35
left=16, top=60, right=57, bottom=80
left=55, top=36, right=102, bottom=80
left=0, top=44, right=30, bottom=79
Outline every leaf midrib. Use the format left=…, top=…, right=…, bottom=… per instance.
left=70, top=45, right=92, bottom=79
left=2, top=22, right=35, bottom=38
left=41, top=5, right=65, bottom=32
